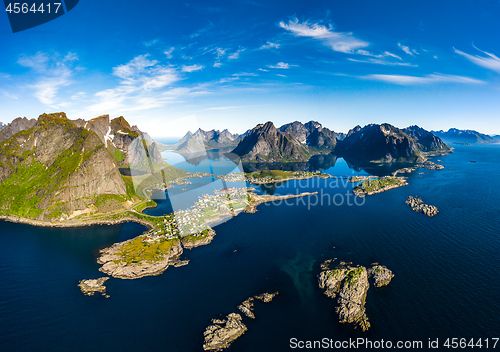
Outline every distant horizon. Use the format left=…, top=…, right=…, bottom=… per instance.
left=2, top=1, right=500, bottom=138
left=1, top=113, right=499, bottom=139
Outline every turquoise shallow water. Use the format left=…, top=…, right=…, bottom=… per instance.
left=1, top=145, right=499, bottom=351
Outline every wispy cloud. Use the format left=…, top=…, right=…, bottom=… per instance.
left=268, top=62, right=295, bottom=69
left=275, top=74, right=287, bottom=77
left=279, top=17, right=368, bottom=53
left=398, top=43, right=418, bottom=56
left=364, top=73, right=484, bottom=85
left=228, top=48, right=246, bottom=60
left=164, top=47, right=175, bottom=59
left=190, top=22, right=215, bottom=39
left=213, top=62, right=222, bottom=68
left=84, top=54, right=188, bottom=115
left=144, top=39, right=160, bottom=47
left=258, top=68, right=269, bottom=72
left=181, top=64, right=204, bottom=72
left=454, top=47, right=500, bottom=73
left=348, top=58, right=416, bottom=67
left=18, top=52, right=77, bottom=106
left=260, top=41, right=280, bottom=50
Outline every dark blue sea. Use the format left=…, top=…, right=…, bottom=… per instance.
left=1, top=145, right=499, bottom=351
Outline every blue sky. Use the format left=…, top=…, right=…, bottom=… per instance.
left=1, top=0, right=500, bottom=137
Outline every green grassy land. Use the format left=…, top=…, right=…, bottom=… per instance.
left=354, top=177, right=405, bottom=194
left=116, top=236, right=180, bottom=265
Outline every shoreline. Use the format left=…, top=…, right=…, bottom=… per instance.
left=0, top=214, right=155, bottom=230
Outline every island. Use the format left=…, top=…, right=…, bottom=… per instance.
left=405, top=196, right=439, bottom=217
left=78, top=277, right=110, bottom=297
left=203, top=291, right=279, bottom=351
left=352, top=176, right=408, bottom=197
left=318, top=260, right=393, bottom=331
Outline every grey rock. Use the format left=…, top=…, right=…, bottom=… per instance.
left=78, top=277, right=109, bottom=296
left=203, top=313, right=247, bottom=351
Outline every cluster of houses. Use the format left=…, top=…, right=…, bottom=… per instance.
left=142, top=186, right=249, bottom=244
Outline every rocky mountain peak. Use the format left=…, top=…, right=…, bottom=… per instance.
left=336, top=123, right=422, bottom=162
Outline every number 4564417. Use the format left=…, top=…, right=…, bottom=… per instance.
left=5, top=3, right=62, bottom=14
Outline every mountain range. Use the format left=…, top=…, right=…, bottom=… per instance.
left=169, top=128, right=241, bottom=154
left=0, top=113, right=185, bottom=221
left=432, top=128, right=500, bottom=144
left=231, top=121, right=451, bottom=163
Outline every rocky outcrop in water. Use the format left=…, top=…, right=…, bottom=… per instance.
left=78, top=277, right=110, bottom=297
left=318, top=261, right=393, bottom=332
left=238, top=298, right=255, bottom=319
left=405, top=196, right=439, bottom=217
left=203, top=313, right=248, bottom=351
left=254, top=291, right=279, bottom=303
left=203, top=291, right=279, bottom=350
left=368, top=265, right=394, bottom=287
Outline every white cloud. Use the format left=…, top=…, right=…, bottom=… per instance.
left=348, top=58, right=416, bottom=67
left=258, top=68, right=269, bottom=72
left=18, top=52, right=77, bottom=106
left=84, top=54, right=185, bottom=115
left=398, top=43, right=418, bottom=56
left=268, top=62, right=294, bottom=69
left=228, top=48, right=246, bottom=60
left=164, top=47, right=175, bottom=59
left=275, top=74, right=287, bottom=77
left=144, top=39, right=159, bottom=47
left=213, top=62, right=222, bottom=68
left=181, top=64, right=204, bottom=72
left=215, top=48, right=226, bottom=59
left=384, top=51, right=402, bottom=60
left=260, top=42, right=280, bottom=50
left=364, top=73, right=484, bottom=85
left=279, top=17, right=368, bottom=53
left=113, top=55, right=158, bottom=81
left=454, top=47, right=500, bottom=73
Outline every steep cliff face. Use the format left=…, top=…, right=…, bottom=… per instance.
left=279, top=120, right=338, bottom=150
left=232, top=121, right=311, bottom=162
left=0, top=112, right=186, bottom=221
left=0, top=117, right=37, bottom=143
left=0, top=113, right=127, bottom=220
left=335, top=123, right=422, bottom=162
left=279, top=121, right=310, bottom=144
left=402, top=125, right=451, bottom=152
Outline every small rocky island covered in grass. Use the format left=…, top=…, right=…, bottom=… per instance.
left=352, top=176, right=408, bottom=197
left=318, top=260, right=393, bottom=331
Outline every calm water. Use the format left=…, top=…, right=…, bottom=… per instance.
left=1, top=145, right=500, bottom=351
